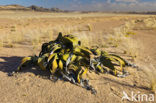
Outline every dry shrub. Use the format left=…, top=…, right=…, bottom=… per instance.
left=104, top=20, right=141, bottom=60
left=53, top=24, right=92, bottom=36
left=86, top=24, right=92, bottom=31
left=0, top=31, right=24, bottom=47
left=6, top=39, right=14, bottom=48
left=67, top=19, right=140, bottom=59
left=105, top=30, right=140, bottom=59
left=12, top=32, right=25, bottom=43
left=143, top=17, right=156, bottom=29
left=26, top=30, right=43, bottom=51
left=0, top=37, right=3, bottom=48
left=73, top=31, right=106, bottom=48
left=141, top=64, right=156, bottom=92
left=47, top=30, right=54, bottom=41
left=119, top=37, right=141, bottom=59
left=3, top=34, right=14, bottom=48
left=53, top=25, right=79, bottom=35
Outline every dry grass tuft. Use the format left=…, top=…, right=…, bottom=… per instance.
left=141, top=64, right=156, bottom=92
left=104, top=20, right=140, bottom=59
left=13, top=32, right=25, bottom=43
left=87, top=24, right=92, bottom=31
left=68, top=19, right=141, bottom=61
left=6, top=39, right=14, bottom=48
left=143, top=17, right=156, bottom=29
left=0, top=38, right=3, bottom=48
left=73, top=31, right=106, bottom=48
left=119, top=37, right=141, bottom=59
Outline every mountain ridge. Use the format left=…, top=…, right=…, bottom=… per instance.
left=0, top=4, right=64, bottom=12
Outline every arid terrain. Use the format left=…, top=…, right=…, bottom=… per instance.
left=0, top=10, right=156, bottom=103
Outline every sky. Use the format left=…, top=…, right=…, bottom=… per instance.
left=0, top=0, right=156, bottom=12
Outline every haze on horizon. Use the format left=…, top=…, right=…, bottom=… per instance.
left=0, top=0, right=156, bottom=12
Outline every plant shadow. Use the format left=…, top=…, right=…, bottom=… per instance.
left=0, top=56, right=152, bottom=92
left=0, top=56, right=51, bottom=77
left=102, top=76, right=151, bottom=91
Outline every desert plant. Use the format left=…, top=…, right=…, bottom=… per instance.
left=13, top=32, right=25, bottom=43
left=17, top=33, right=138, bottom=94
left=0, top=38, right=3, bottom=47
left=143, top=18, right=156, bottom=29
left=10, top=25, right=16, bottom=32
left=142, top=64, right=156, bottom=92
left=87, top=24, right=92, bottom=31
left=125, top=31, right=136, bottom=37
left=6, top=39, right=14, bottom=48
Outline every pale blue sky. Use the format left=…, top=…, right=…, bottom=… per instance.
left=0, top=0, right=156, bottom=11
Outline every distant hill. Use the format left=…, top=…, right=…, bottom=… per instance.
left=1, top=4, right=156, bottom=14
left=28, top=5, right=64, bottom=12
left=0, top=4, right=64, bottom=12
left=0, top=4, right=31, bottom=11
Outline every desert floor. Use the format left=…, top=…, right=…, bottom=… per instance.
left=0, top=11, right=156, bottom=103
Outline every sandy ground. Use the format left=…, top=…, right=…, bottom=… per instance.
left=0, top=11, right=156, bottom=103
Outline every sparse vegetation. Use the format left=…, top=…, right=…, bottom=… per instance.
left=87, top=24, right=92, bottom=31
left=144, top=18, right=156, bottom=29
left=0, top=38, right=3, bottom=47
left=141, top=64, right=156, bottom=92
left=0, top=10, right=156, bottom=103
